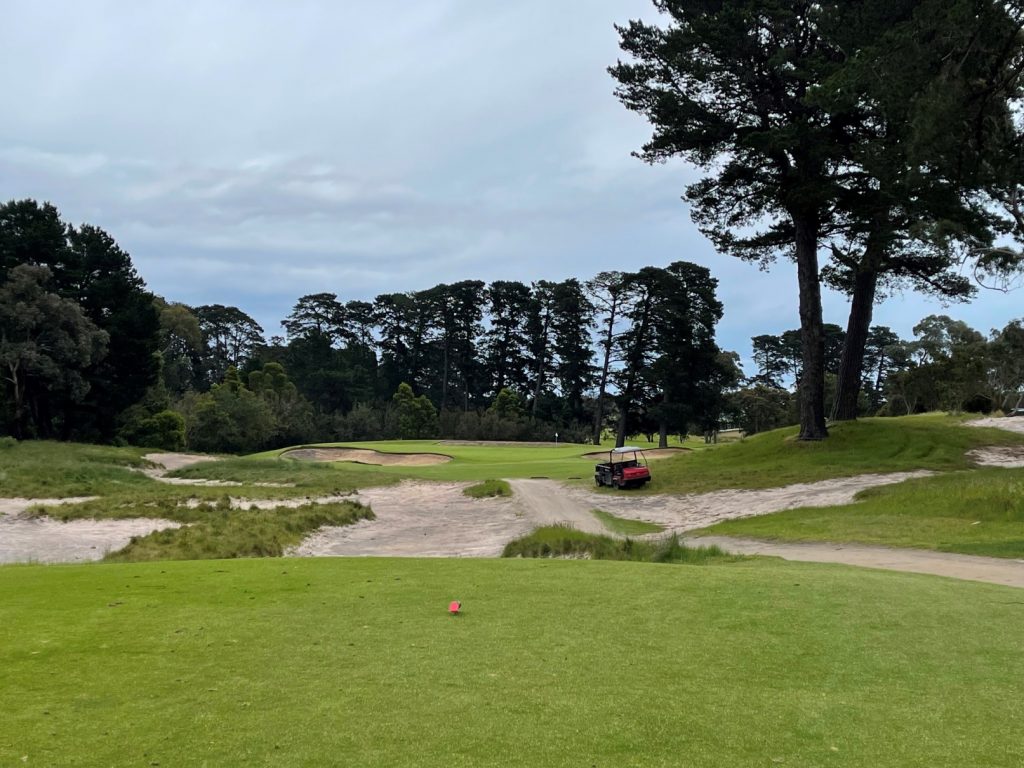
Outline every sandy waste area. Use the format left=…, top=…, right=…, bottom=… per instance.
left=282, top=447, right=451, bottom=466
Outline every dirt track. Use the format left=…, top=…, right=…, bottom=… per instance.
left=688, top=536, right=1024, bottom=589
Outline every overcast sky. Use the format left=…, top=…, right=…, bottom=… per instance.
left=2, top=1, right=1021, bottom=366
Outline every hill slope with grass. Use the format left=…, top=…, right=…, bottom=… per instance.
left=695, top=466, right=1024, bottom=558
left=2, top=557, right=1022, bottom=767
left=644, top=414, right=1024, bottom=494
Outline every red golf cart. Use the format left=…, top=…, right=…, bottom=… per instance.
left=594, top=447, right=652, bottom=490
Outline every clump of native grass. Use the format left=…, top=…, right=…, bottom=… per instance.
left=104, top=501, right=373, bottom=562
left=502, top=525, right=737, bottom=564
left=462, top=479, right=512, bottom=498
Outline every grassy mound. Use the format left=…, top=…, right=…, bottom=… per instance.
left=2, top=557, right=1022, bottom=767
left=695, top=466, right=1024, bottom=558
left=462, top=479, right=512, bottom=498
left=503, top=526, right=734, bottom=564
left=647, top=414, right=1024, bottom=494
left=107, top=501, right=372, bottom=562
left=0, top=439, right=151, bottom=496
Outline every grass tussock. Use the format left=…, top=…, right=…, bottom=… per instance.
left=591, top=508, right=664, bottom=535
left=462, top=479, right=512, bottom=498
left=502, top=525, right=736, bottom=564
left=697, top=466, right=1024, bottom=558
left=105, top=501, right=372, bottom=562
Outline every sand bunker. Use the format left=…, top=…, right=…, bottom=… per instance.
left=968, top=446, right=1024, bottom=468
left=290, top=472, right=933, bottom=559
left=440, top=440, right=570, bottom=447
left=0, top=497, right=179, bottom=565
left=580, top=447, right=690, bottom=461
left=282, top=448, right=452, bottom=466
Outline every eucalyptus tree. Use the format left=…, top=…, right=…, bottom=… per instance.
left=482, top=280, right=533, bottom=399
left=194, top=304, right=265, bottom=385
left=282, top=293, right=347, bottom=344
left=550, top=279, right=596, bottom=424
left=586, top=271, right=632, bottom=444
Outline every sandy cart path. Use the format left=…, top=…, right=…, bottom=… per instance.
left=291, top=482, right=531, bottom=557
left=689, top=536, right=1024, bottom=589
left=563, top=472, right=934, bottom=534
left=0, top=498, right=179, bottom=565
left=508, top=479, right=607, bottom=534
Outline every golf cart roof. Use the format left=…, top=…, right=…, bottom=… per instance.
left=612, top=446, right=645, bottom=453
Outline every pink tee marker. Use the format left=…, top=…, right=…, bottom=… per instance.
left=448, top=600, right=462, bottom=615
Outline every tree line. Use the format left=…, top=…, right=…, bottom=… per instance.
left=735, top=316, right=1024, bottom=435
left=1, top=199, right=736, bottom=451
left=3, top=199, right=1021, bottom=453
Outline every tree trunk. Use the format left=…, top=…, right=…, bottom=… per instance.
left=831, top=268, right=878, bottom=421
left=592, top=297, right=619, bottom=445
left=440, top=344, right=449, bottom=411
left=5, top=361, right=24, bottom=439
left=615, top=304, right=652, bottom=447
left=658, top=391, right=670, bottom=448
left=794, top=215, right=828, bottom=440
left=531, top=311, right=551, bottom=420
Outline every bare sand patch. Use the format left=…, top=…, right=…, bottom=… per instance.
left=139, top=452, right=241, bottom=486
left=968, top=445, right=1024, bottom=468
left=968, top=416, right=1024, bottom=436
left=580, top=447, right=690, bottom=461
left=282, top=447, right=452, bottom=466
left=289, top=472, right=935, bottom=561
left=290, top=482, right=525, bottom=557
left=182, top=494, right=357, bottom=510
left=0, top=497, right=178, bottom=565
left=564, top=472, right=934, bottom=536
left=144, top=452, right=221, bottom=471
left=439, top=440, right=573, bottom=447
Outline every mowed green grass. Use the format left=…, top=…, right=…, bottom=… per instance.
left=253, top=440, right=601, bottom=482
left=251, top=415, right=1024, bottom=494
left=2, top=557, right=1023, bottom=767
left=696, top=467, right=1024, bottom=558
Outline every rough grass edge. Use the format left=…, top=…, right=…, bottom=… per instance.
left=502, top=525, right=739, bottom=564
